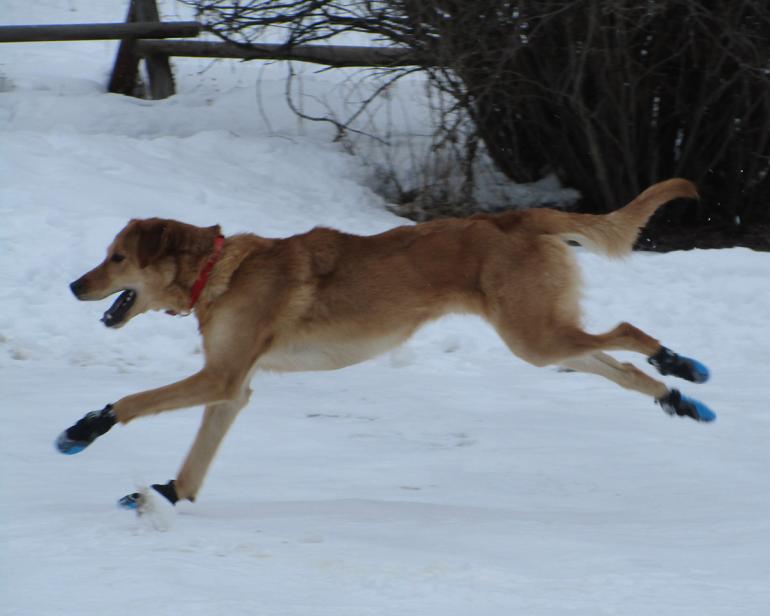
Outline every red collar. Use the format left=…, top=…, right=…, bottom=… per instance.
left=187, top=235, right=225, bottom=311
left=167, top=235, right=225, bottom=316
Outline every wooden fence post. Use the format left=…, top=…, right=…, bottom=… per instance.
left=108, top=0, right=175, bottom=99
left=107, top=0, right=141, bottom=97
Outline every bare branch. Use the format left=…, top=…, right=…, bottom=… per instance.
left=182, top=0, right=770, bottom=237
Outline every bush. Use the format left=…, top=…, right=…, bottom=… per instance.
left=188, top=0, right=770, bottom=247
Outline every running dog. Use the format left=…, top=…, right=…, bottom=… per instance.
left=58, top=178, right=714, bottom=508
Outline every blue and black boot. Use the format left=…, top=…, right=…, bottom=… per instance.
left=55, top=404, right=117, bottom=454
left=118, top=480, right=179, bottom=510
left=657, top=389, right=716, bottom=422
left=648, top=346, right=710, bottom=383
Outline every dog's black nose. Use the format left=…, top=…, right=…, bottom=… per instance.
left=70, top=278, right=85, bottom=298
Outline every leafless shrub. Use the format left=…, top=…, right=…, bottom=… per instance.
left=185, top=0, right=770, bottom=245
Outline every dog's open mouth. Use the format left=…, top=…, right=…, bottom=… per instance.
left=101, top=289, right=137, bottom=328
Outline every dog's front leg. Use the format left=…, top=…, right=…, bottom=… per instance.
left=111, top=364, right=249, bottom=424
left=56, top=366, right=248, bottom=454
left=174, top=391, right=251, bottom=502
left=54, top=364, right=249, bottom=455
left=116, top=392, right=252, bottom=507
left=55, top=313, right=271, bottom=455
left=113, top=310, right=274, bottom=424
left=56, top=304, right=276, bottom=455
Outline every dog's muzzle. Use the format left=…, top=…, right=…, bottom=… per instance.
left=69, top=278, right=87, bottom=299
left=101, top=290, right=137, bottom=328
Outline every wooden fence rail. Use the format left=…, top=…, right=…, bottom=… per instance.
left=135, top=40, right=421, bottom=69
left=0, top=21, right=201, bottom=43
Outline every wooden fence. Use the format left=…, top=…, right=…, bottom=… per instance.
left=0, top=0, right=419, bottom=100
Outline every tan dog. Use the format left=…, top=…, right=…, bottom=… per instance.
left=58, top=178, right=715, bottom=508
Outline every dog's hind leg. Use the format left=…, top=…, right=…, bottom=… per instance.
left=484, top=238, right=713, bottom=420
left=494, top=312, right=709, bottom=386
left=560, top=352, right=668, bottom=399
left=531, top=321, right=663, bottom=363
left=555, top=323, right=710, bottom=385
left=541, top=322, right=710, bottom=385
left=487, top=299, right=715, bottom=421
left=483, top=236, right=710, bottom=382
left=559, top=352, right=715, bottom=422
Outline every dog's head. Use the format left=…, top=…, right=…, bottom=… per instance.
left=70, top=218, right=221, bottom=328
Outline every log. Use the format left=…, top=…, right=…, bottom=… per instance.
left=0, top=21, right=201, bottom=43
left=136, top=39, right=424, bottom=68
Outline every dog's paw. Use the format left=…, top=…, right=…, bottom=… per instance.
left=54, top=434, right=89, bottom=455
left=648, top=346, right=710, bottom=383
left=55, top=405, right=116, bottom=454
left=123, top=486, right=176, bottom=532
left=657, top=389, right=716, bottom=422
left=118, top=492, right=142, bottom=510
left=118, top=480, right=179, bottom=510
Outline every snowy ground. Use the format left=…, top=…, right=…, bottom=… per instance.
left=2, top=2, right=770, bottom=615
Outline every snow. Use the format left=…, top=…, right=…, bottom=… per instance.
left=2, top=2, right=770, bottom=615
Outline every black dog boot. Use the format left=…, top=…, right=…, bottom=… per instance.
left=55, top=404, right=117, bottom=454
left=656, top=389, right=716, bottom=422
left=648, top=346, right=710, bottom=383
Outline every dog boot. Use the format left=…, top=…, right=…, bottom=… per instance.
left=118, top=480, right=179, bottom=510
left=55, top=404, right=117, bottom=454
left=648, top=346, right=710, bottom=383
left=657, top=389, right=716, bottom=422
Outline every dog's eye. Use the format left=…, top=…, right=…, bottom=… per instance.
left=111, top=254, right=125, bottom=263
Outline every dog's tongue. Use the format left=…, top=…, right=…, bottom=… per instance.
left=101, top=290, right=136, bottom=328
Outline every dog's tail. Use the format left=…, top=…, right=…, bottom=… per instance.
left=484, top=178, right=698, bottom=258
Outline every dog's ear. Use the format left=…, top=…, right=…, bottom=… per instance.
left=135, top=219, right=177, bottom=269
